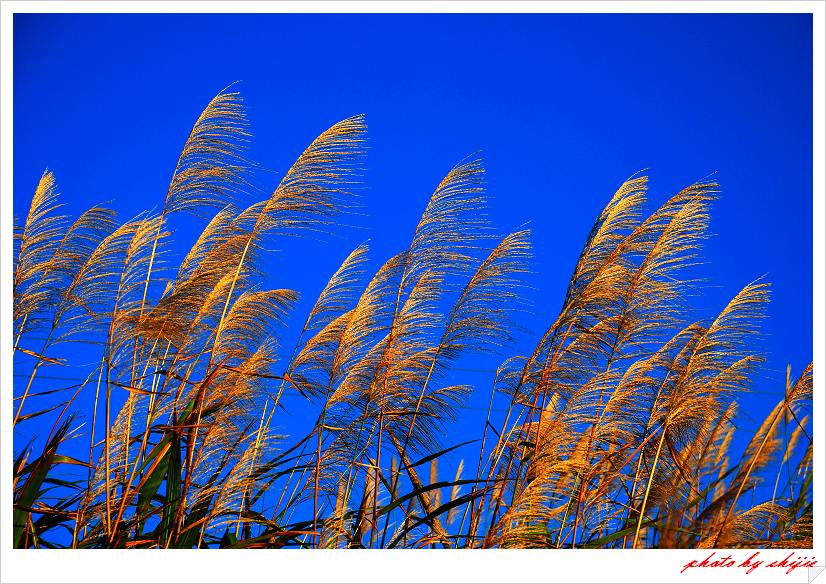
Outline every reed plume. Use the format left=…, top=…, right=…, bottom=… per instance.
left=12, top=92, right=812, bottom=550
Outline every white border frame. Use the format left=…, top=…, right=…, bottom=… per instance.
left=1, top=2, right=823, bottom=583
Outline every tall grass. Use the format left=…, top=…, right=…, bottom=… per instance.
left=12, top=88, right=813, bottom=549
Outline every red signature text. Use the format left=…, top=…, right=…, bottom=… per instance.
left=681, top=552, right=819, bottom=575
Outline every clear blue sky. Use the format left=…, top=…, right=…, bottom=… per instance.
left=13, top=13, right=813, bottom=463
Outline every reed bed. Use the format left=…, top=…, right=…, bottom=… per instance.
left=12, top=88, right=813, bottom=549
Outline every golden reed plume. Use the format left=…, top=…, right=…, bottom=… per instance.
left=12, top=90, right=812, bottom=550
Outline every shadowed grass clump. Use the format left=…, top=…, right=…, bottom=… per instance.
left=12, top=88, right=813, bottom=549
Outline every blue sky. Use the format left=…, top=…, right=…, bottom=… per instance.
left=13, top=13, right=813, bottom=471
